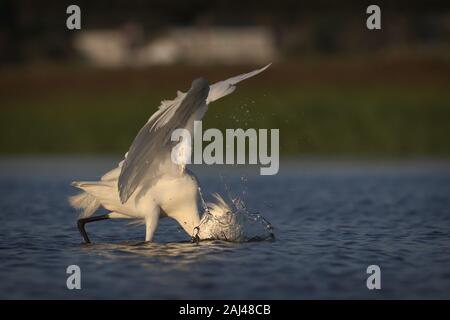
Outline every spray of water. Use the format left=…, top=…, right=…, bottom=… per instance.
left=194, top=175, right=274, bottom=242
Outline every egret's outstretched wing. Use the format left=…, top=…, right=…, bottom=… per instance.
left=118, top=79, right=210, bottom=204
left=206, top=63, right=271, bottom=104
left=118, top=64, right=271, bottom=204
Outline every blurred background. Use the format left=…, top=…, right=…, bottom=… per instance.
left=1, top=0, right=450, bottom=300
left=1, top=0, right=449, bottom=157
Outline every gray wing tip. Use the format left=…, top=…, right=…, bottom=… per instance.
left=118, top=176, right=131, bottom=204
left=119, top=186, right=130, bottom=204
left=255, top=63, right=272, bottom=74
left=117, top=178, right=127, bottom=203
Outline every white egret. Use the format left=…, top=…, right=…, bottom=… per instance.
left=69, top=64, right=271, bottom=243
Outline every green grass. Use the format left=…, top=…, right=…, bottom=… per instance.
left=1, top=86, right=449, bottom=156
left=1, top=62, right=449, bottom=156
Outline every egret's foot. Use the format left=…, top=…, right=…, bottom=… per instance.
left=77, top=214, right=110, bottom=244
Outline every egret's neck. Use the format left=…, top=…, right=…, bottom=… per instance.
left=157, top=171, right=202, bottom=238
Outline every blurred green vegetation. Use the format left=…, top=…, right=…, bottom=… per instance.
left=1, top=59, right=449, bottom=156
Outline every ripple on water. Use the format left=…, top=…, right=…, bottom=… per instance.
left=0, top=162, right=450, bottom=298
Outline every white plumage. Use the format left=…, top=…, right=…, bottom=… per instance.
left=69, top=64, right=270, bottom=242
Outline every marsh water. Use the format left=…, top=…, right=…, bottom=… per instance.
left=0, top=157, right=449, bottom=299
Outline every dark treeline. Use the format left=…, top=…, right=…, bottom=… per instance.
left=1, top=0, right=449, bottom=65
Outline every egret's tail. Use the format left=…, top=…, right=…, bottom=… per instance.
left=69, top=181, right=101, bottom=218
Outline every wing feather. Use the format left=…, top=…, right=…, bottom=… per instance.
left=118, top=80, right=209, bottom=203
left=206, top=63, right=271, bottom=104
left=117, top=64, right=271, bottom=203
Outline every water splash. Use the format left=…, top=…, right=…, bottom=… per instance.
left=195, top=196, right=274, bottom=242
left=194, top=175, right=274, bottom=242
left=197, top=185, right=211, bottom=215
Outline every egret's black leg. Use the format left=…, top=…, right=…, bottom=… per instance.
left=77, top=214, right=110, bottom=244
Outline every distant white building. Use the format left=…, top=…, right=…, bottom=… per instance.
left=73, top=27, right=277, bottom=67
left=74, top=30, right=130, bottom=67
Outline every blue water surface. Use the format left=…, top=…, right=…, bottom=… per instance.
left=0, top=157, right=449, bottom=299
